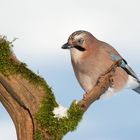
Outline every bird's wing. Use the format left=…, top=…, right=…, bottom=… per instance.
left=121, top=59, right=138, bottom=79
left=110, top=53, right=138, bottom=79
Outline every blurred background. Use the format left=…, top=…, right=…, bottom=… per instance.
left=0, top=0, right=140, bottom=139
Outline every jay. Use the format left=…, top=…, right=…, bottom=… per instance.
left=62, top=30, right=140, bottom=98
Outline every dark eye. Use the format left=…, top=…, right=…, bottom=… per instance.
left=77, top=38, right=84, bottom=44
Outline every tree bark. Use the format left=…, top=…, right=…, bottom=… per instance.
left=0, top=37, right=121, bottom=140
left=0, top=74, right=48, bottom=139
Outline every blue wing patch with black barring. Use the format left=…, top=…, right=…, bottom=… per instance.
left=110, top=53, right=138, bottom=79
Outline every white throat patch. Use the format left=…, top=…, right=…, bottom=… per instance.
left=70, top=48, right=84, bottom=63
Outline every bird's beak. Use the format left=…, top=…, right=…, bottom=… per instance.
left=61, top=42, right=71, bottom=49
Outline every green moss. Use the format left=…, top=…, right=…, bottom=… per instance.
left=36, top=101, right=84, bottom=140
left=0, top=37, right=84, bottom=140
left=34, top=130, right=45, bottom=140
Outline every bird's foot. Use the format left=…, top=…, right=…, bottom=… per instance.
left=83, top=92, right=88, bottom=100
left=109, top=77, right=115, bottom=88
left=97, top=75, right=105, bottom=84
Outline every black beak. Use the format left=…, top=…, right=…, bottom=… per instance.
left=61, top=43, right=71, bottom=49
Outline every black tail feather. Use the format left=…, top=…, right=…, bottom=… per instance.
left=133, top=85, right=140, bottom=94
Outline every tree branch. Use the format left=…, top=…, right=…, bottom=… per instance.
left=78, top=60, right=122, bottom=111
left=0, top=36, right=121, bottom=140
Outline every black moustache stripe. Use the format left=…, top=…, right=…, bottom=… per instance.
left=74, top=45, right=86, bottom=51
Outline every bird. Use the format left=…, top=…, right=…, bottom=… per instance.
left=62, top=30, right=140, bottom=98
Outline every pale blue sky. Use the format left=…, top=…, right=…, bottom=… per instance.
left=0, top=0, right=140, bottom=139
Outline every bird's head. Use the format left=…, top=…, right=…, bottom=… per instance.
left=62, top=30, right=95, bottom=52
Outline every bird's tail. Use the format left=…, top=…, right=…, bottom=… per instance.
left=133, top=81, right=140, bottom=94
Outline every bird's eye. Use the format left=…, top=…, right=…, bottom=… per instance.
left=77, top=38, right=84, bottom=44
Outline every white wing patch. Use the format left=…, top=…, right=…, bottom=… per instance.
left=126, top=75, right=140, bottom=89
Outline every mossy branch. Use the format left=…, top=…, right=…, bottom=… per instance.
left=0, top=36, right=121, bottom=140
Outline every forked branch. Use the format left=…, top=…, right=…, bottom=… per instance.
left=0, top=36, right=121, bottom=140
